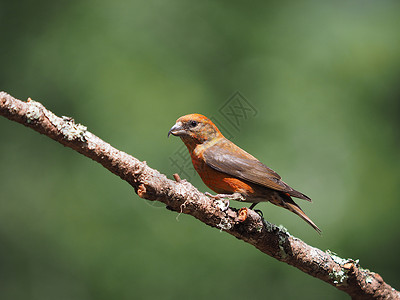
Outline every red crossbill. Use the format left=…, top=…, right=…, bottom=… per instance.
left=168, top=113, right=321, bottom=233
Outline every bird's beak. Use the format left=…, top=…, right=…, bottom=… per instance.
left=168, top=121, right=185, bottom=137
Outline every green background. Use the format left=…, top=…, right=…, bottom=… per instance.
left=1, top=1, right=399, bottom=299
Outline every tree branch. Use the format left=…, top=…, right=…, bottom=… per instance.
left=0, top=91, right=398, bottom=300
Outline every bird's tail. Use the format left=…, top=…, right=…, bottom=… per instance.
left=280, top=193, right=321, bottom=234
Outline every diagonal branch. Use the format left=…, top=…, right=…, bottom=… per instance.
left=0, top=91, right=398, bottom=300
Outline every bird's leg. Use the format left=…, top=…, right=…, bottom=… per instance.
left=248, top=202, right=263, bottom=217
left=249, top=202, right=258, bottom=210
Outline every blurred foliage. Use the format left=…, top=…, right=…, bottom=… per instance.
left=1, top=0, right=400, bottom=299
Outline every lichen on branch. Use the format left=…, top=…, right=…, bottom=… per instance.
left=0, top=91, right=398, bottom=300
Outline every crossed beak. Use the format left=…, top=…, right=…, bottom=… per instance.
left=168, top=122, right=185, bottom=137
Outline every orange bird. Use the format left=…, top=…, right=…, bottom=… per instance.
left=168, top=113, right=321, bottom=233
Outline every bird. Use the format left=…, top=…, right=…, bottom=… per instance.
left=168, top=113, right=321, bottom=233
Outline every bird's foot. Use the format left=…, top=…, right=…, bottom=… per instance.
left=205, top=192, right=246, bottom=212
left=254, top=209, right=264, bottom=217
left=205, top=192, right=245, bottom=202
left=237, top=207, right=263, bottom=222
left=248, top=203, right=263, bottom=217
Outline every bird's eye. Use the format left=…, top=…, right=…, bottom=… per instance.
left=189, top=120, right=198, bottom=128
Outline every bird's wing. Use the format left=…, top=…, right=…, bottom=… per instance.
left=203, top=139, right=311, bottom=201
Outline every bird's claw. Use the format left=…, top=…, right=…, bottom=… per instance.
left=205, top=192, right=219, bottom=199
left=232, top=193, right=246, bottom=202
left=254, top=209, right=264, bottom=217
left=205, top=192, right=245, bottom=202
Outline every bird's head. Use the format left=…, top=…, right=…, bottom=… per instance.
left=168, top=114, right=222, bottom=144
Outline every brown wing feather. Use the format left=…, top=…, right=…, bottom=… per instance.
left=203, top=139, right=311, bottom=201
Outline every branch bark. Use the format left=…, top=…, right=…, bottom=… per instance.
left=0, top=91, right=398, bottom=300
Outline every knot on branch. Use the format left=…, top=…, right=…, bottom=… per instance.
left=137, top=184, right=148, bottom=199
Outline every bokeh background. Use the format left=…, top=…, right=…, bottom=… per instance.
left=1, top=1, right=399, bottom=299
